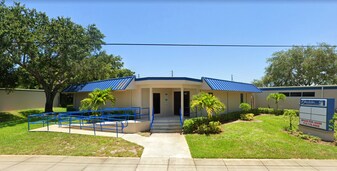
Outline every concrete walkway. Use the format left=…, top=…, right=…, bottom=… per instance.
left=31, top=125, right=192, bottom=158
left=1, top=155, right=337, bottom=171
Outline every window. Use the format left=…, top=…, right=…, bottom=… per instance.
left=240, top=93, right=244, bottom=103
left=279, top=92, right=290, bottom=97
left=302, top=92, right=315, bottom=97
left=278, top=91, right=315, bottom=97
left=290, top=92, right=302, bottom=97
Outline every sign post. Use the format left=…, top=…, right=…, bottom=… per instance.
left=299, top=98, right=335, bottom=141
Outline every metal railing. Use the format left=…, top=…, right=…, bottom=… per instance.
left=179, top=108, right=183, bottom=128
left=28, top=107, right=148, bottom=137
left=150, top=108, right=154, bottom=129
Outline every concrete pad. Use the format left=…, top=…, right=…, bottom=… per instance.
left=314, top=167, right=337, bottom=171
left=47, top=163, right=87, bottom=171
left=266, top=166, right=317, bottom=171
left=0, top=155, right=31, bottom=162
left=169, top=158, right=195, bottom=165
left=168, top=165, right=197, bottom=171
left=224, top=159, right=263, bottom=166
left=227, top=165, right=268, bottom=171
left=194, top=159, right=225, bottom=166
left=138, top=133, right=191, bottom=158
left=136, top=164, right=167, bottom=171
left=139, top=157, right=169, bottom=165
left=60, top=156, right=107, bottom=164
left=0, top=162, right=18, bottom=170
left=196, top=165, right=228, bottom=171
left=261, top=159, right=300, bottom=166
left=25, top=156, right=66, bottom=163
left=104, top=158, right=140, bottom=165
left=84, top=164, right=137, bottom=171
left=302, top=160, right=337, bottom=167
left=4, top=162, right=56, bottom=171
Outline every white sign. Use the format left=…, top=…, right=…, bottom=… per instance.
left=299, top=99, right=328, bottom=130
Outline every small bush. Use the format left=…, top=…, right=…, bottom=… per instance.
left=239, top=103, right=251, bottom=113
left=196, top=121, right=222, bottom=134
left=19, top=109, right=43, bottom=117
left=240, top=113, right=254, bottom=121
left=66, top=105, right=77, bottom=111
left=183, top=119, right=196, bottom=134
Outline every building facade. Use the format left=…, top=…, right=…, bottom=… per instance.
left=64, top=76, right=261, bottom=120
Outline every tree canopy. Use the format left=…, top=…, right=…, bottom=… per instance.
left=0, top=2, right=134, bottom=112
left=191, top=92, right=225, bottom=119
left=253, top=43, right=337, bottom=87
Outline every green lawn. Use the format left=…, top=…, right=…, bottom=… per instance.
left=185, top=114, right=337, bottom=159
left=0, top=108, right=144, bottom=157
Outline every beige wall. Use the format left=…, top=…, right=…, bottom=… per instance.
left=0, top=89, right=59, bottom=111
left=72, top=86, right=255, bottom=116
left=255, top=89, right=337, bottom=110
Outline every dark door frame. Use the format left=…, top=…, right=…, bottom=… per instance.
left=153, top=93, right=160, bottom=114
left=174, top=91, right=190, bottom=116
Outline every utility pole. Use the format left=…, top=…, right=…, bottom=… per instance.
left=137, top=74, right=140, bottom=78
left=171, top=70, right=173, bottom=77
left=231, top=74, right=233, bottom=81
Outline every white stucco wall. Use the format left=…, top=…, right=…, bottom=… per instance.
left=0, top=89, right=59, bottom=111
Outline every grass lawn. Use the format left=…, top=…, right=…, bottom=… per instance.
left=185, top=114, right=337, bottom=159
left=0, top=108, right=144, bottom=157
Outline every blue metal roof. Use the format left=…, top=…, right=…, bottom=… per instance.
left=202, top=77, right=262, bottom=93
left=135, top=77, right=202, bottom=82
left=63, top=76, right=135, bottom=92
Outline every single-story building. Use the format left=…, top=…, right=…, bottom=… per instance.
left=255, top=85, right=337, bottom=110
left=63, top=76, right=261, bottom=121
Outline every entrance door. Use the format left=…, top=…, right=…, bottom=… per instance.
left=174, top=91, right=190, bottom=116
left=153, top=93, right=160, bottom=114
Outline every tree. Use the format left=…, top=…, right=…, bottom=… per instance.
left=190, top=92, right=225, bottom=119
left=266, top=93, right=286, bottom=110
left=283, top=110, right=297, bottom=131
left=0, top=3, right=133, bottom=112
left=253, top=43, right=337, bottom=86
left=80, top=88, right=115, bottom=111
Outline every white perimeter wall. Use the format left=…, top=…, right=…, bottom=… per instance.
left=255, top=89, right=337, bottom=110
left=0, top=89, right=60, bottom=111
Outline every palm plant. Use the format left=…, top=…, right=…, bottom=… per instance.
left=266, top=93, right=286, bottom=110
left=80, top=88, right=115, bottom=111
left=191, top=92, right=225, bottom=119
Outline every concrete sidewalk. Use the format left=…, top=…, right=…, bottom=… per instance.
left=31, top=125, right=192, bottom=158
left=1, top=155, right=337, bottom=171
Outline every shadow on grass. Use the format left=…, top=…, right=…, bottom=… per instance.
left=0, top=112, right=23, bottom=122
left=0, top=118, right=27, bottom=128
left=19, top=110, right=43, bottom=117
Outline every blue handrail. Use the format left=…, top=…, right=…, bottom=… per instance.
left=150, top=108, right=154, bottom=129
left=179, top=108, right=183, bottom=128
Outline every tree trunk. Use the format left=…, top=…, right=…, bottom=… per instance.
left=44, top=90, right=56, bottom=112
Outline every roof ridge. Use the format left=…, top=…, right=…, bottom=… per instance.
left=83, top=76, right=135, bottom=84
left=202, top=77, right=255, bottom=86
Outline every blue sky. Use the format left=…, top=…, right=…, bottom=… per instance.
left=9, top=1, right=337, bottom=83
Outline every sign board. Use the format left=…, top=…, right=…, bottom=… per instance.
left=299, top=98, right=335, bottom=131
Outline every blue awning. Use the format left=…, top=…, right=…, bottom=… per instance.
left=63, top=76, right=135, bottom=93
left=202, top=77, right=261, bottom=93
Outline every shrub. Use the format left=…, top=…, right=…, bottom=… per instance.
left=66, top=105, right=77, bottom=111
left=239, top=103, right=251, bottom=113
left=19, top=109, right=43, bottom=117
left=283, top=109, right=297, bottom=131
left=196, top=121, right=222, bottom=134
left=183, top=119, right=196, bottom=134
left=240, top=113, right=254, bottom=121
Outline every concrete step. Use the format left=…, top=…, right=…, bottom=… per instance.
left=152, top=122, right=181, bottom=126
left=152, top=125, right=181, bottom=130
left=153, top=119, right=180, bottom=123
left=151, top=129, right=182, bottom=133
